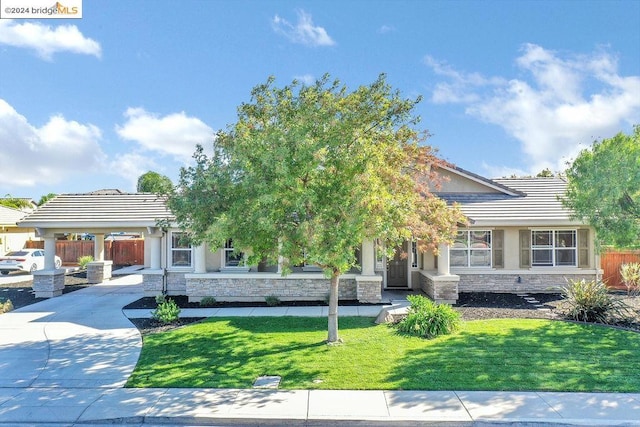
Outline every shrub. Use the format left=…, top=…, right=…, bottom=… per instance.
left=561, top=279, right=629, bottom=324
left=265, top=295, right=281, bottom=307
left=620, top=262, right=640, bottom=297
left=199, top=296, right=217, bottom=307
left=397, top=295, right=461, bottom=338
left=155, top=294, right=166, bottom=305
left=77, top=255, right=94, bottom=269
left=1, top=299, right=13, bottom=314
left=151, top=298, right=181, bottom=324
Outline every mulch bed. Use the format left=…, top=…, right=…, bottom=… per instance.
left=3, top=276, right=639, bottom=336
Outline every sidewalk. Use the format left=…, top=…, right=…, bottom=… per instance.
left=0, top=274, right=639, bottom=426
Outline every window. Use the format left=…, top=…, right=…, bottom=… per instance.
left=451, top=230, right=492, bottom=267
left=410, top=241, right=418, bottom=268
left=531, top=230, right=576, bottom=267
left=224, top=239, right=245, bottom=267
left=170, top=232, right=192, bottom=267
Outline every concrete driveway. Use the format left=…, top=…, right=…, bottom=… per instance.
left=0, top=274, right=142, bottom=388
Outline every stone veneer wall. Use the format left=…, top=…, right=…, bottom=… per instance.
left=419, top=273, right=459, bottom=304
left=142, top=271, right=187, bottom=296
left=186, top=276, right=358, bottom=302
left=356, top=276, right=383, bottom=303
left=87, top=261, right=112, bottom=284
left=457, top=272, right=600, bottom=293
left=32, top=270, right=65, bottom=298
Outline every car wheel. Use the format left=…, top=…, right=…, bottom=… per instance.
left=30, top=263, right=38, bottom=273
left=0, top=271, right=8, bottom=275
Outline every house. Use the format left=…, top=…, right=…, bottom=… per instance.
left=17, top=167, right=601, bottom=302
left=0, top=205, right=38, bottom=254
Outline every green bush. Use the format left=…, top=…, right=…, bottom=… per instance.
left=151, top=298, right=181, bottom=324
left=561, top=279, right=629, bottom=324
left=397, top=295, right=461, bottom=338
left=155, top=294, right=166, bottom=305
left=199, top=296, right=217, bottom=307
left=77, top=255, right=94, bottom=269
left=265, top=295, right=281, bottom=307
left=1, top=299, right=13, bottom=314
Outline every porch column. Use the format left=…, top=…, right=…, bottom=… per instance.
left=193, top=244, right=206, bottom=273
left=149, top=234, right=162, bottom=270
left=361, top=238, right=375, bottom=276
left=43, top=234, right=57, bottom=269
left=94, top=234, right=105, bottom=261
left=437, top=243, right=450, bottom=276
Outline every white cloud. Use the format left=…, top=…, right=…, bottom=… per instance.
left=108, top=152, right=162, bottom=188
left=0, top=19, right=101, bottom=60
left=424, top=45, right=640, bottom=173
left=116, top=107, right=213, bottom=162
left=295, top=74, right=315, bottom=85
left=377, top=25, right=396, bottom=34
left=272, top=10, right=335, bottom=47
left=0, top=99, right=106, bottom=187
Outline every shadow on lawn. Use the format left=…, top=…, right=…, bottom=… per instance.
left=387, top=319, right=640, bottom=393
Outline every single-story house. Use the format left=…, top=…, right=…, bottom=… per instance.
left=17, top=167, right=601, bottom=302
left=0, top=205, right=38, bottom=254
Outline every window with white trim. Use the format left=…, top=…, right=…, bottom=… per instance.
left=224, top=239, right=245, bottom=267
left=411, top=241, right=418, bottom=268
left=170, top=232, right=192, bottom=267
left=451, top=230, right=492, bottom=267
left=532, top=230, right=576, bottom=267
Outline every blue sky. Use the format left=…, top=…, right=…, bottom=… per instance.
left=1, top=0, right=639, bottom=201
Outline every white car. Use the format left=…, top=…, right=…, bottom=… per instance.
left=0, top=249, right=62, bottom=275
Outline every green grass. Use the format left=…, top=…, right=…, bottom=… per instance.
left=126, top=317, right=640, bottom=392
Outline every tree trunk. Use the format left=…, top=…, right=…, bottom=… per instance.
left=327, top=272, right=340, bottom=343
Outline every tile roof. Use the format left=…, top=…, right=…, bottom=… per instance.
left=437, top=177, right=583, bottom=226
left=0, top=205, right=29, bottom=226
left=18, top=192, right=173, bottom=229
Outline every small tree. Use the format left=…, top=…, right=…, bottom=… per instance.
left=563, top=126, right=640, bottom=248
left=37, top=193, right=57, bottom=206
left=137, top=171, right=173, bottom=194
left=169, top=74, right=465, bottom=343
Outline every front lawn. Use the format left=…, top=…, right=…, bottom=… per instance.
left=126, top=317, right=640, bottom=392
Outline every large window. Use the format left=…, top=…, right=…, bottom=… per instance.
left=532, top=230, right=576, bottom=267
left=224, top=239, right=245, bottom=267
left=451, top=230, right=492, bottom=267
left=170, top=232, right=192, bottom=267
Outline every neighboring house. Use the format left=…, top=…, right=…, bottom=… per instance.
left=17, top=168, right=601, bottom=302
left=0, top=205, right=38, bottom=254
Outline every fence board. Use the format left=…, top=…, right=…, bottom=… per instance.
left=601, top=250, right=640, bottom=290
left=25, top=239, right=144, bottom=266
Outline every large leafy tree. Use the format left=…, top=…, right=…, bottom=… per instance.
left=563, top=126, right=640, bottom=248
left=137, top=171, right=173, bottom=194
left=169, top=74, right=465, bottom=342
left=0, top=194, right=32, bottom=210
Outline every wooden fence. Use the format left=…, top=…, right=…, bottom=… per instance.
left=601, top=250, right=640, bottom=290
left=25, top=239, right=145, bottom=266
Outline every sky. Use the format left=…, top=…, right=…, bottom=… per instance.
left=0, top=0, right=639, bottom=201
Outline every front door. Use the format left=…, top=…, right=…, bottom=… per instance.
left=387, top=244, right=408, bottom=288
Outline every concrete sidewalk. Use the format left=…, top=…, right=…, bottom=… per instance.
left=1, top=274, right=639, bottom=426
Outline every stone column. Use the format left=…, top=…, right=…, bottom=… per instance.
left=193, top=244, right=207, bottom=273
left=33, top=229, right=65, bottom=298
left=437, top=243, right=450, bottom=276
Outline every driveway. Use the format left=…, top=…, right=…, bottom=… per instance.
left=0, top=274, right=142, bottom=388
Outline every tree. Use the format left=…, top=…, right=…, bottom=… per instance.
left=37, top=193, right=57, bottom=206
left=536, top=168, right=554, bottom=177
left=169, top=74, right=465, bottom=342
left=0, top=194, right=32, bottom=210
left=136, top=171, right=173, bottom=194
left=563, top=126, right=640, bottom=248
